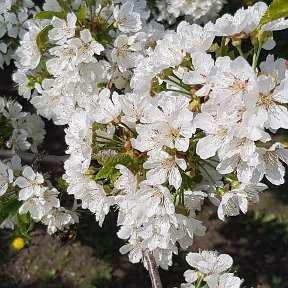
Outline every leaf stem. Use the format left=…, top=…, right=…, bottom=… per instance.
left=195, top=273, right=204, bottom=288
left=166, top=76, right=191, bottom=92
left=165, top=88, right=191, bottom=97
left=95, top=134, right=123, bottom=145
left=252, top=42, right=263, bottom=70
left=119, top=122, right=137, bottom=137
left=235, top=45, right=244, bottom=58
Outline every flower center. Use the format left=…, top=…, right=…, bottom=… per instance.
left=163, top=157, right=174, bottom=169
left=231, top=79, right=247, bottom=94
left=169, top=128, right=180, bottom=139
left=263, top=151, right=277, bottom=166
left=258, top=92, right=274, bottom=109
left=216, top=127, right=227, bottom=139
left=117, top=44, right=129, bottom=57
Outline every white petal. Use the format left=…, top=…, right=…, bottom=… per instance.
left=196, top=135, right=221, bottom=159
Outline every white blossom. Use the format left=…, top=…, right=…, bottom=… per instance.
left=113, top=2, right=142, bottom=33
left=14, top=166, right=44, bottom=200
left=0, top=161, right=13, bottom=196
left=48, top=13, right=77, bottom=45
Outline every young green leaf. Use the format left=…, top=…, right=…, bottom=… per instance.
left=94, top=166, right=114, bottom=180
left=0, top=193, right=22, bottom=225
left=17, top=213, right=34, bottom=238
left=36, top=25, right=53, bottom=53
left=77, top=5, right=87, bottom=23
left=34, top=11, right=64, bottom=20
left=57, top=0, right=72, bottom=12
left=95, top=153, right=133, bottom=167
left=258, top=0, right=288, bottom=29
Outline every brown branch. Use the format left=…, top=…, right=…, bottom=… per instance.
left=143, top=249, right=163, bottom=288
left=0, top=150, right=68, bottom=166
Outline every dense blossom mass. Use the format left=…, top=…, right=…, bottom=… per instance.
left=1, top=0, right=288, bottom=286
left=154, top=0, right=226, bottom=24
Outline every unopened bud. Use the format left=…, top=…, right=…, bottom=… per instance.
left=232, top=38, right=242, bottom=47
left=189, top=96, right=201, bottom=112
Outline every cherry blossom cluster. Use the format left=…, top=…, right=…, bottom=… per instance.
left=1, top=0, right=288, bottom=285
left=13, top=0, right=154, bottom=125
left=72, top=2, right=287, bottom=270
left=0, top=97, right=45, bottom=152
left=12, top=0, right=288, bottom=265
left=63, top=110, right=112, bottom=226
left=113, top=164, right=206, bottom=269
left=0, top=155, right=78, bottom=234
left=179, top=250, right=242, bottom=288
left=154, top=0, right=226, bottom=25
left=0, top=0, right=38, bottom=69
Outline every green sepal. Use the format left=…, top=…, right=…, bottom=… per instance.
left=0, top=193, right=22, bottom=226
left=216, top=37, right=230, bottom=57
left=258, top=0, right=288, bottom=29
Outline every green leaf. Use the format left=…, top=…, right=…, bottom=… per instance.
left=34, top=11, right=64, bottom=20
left=17, top=213, right=34, bottom=238
left=262, top=214, right=277, bottom=223
left=0, top=193, right=22, bottom=225
left=93, top=153, right=135, bottom=183
left=95, top=153, right=133, bottom=167
left=77, top=5, right=87, bottom=22
left=258, top=0, right=288, bottom=29
left=36, top=25, right=53, bottom=53
left=94, top=166, right=114, bottom=180
left=109, top=171, right=121, bottom=186
left=251, top=210, right=261, bottom=222
left=57, top=0, right=72, bottom=12
left=55, top=177, right=68, bottom=192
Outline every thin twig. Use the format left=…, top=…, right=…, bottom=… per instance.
left=0, top=150, right=68, bottom=166
left=143, top=249, right=163, bottom=288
